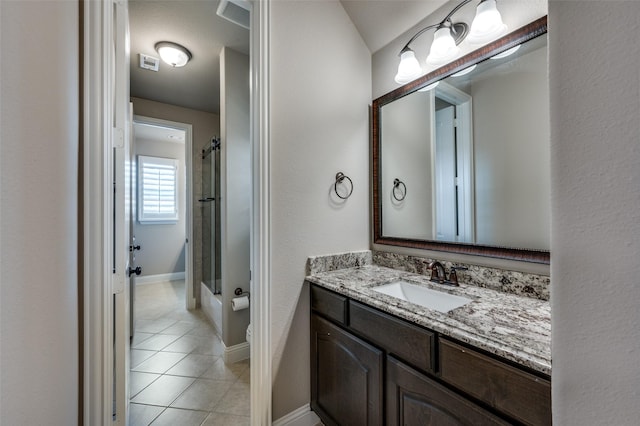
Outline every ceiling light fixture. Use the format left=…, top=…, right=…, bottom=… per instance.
left=394, top=0, right=508, bottom=84
left=155, top=41, right=192, bottom=68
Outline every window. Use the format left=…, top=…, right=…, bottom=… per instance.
left=138, top=155, right=178, bottom=224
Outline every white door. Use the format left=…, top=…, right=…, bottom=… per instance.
left=111, top=0, right=131, bottom=424
left=435, top=105, right=458, bottom=241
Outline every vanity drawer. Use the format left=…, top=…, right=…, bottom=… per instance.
left=349, top=301, right=435, bottom=373
left=310, top=284, right=348, bottom=325
left=439, top=339, right=551, bottom=426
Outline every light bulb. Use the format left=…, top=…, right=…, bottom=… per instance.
left=394, top=50, right=422, bottom=84
left=426, top=27, right=460, bottom=67
left=155, top=42, right=192, bottom=67
left=468, top=0, right=508, bottom=45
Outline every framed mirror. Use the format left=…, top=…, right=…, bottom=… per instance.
left=372, top=17, right=549, bottom=264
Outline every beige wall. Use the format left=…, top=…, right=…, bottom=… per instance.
left=269, top=0, right=371, bottom=418
left=219, top=47, right=250, bottom=347
left=471, top=45, right=550, bottom=250
left=131, top=97, right=220, bottom=302
left=0, top=1, right=79, bottom=423
left=381, top=91, right=433, bottom=239
left=550, top=1, right=640, bottom=423
left=134, top=136, right=187, bottom=276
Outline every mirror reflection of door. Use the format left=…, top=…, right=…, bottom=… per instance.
left=432, top=83, right=474, bottom=243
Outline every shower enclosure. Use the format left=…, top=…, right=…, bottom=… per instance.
left=201, top=137, right=221, bottom=295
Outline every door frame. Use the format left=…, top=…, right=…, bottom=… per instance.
left=430, top=82, right=475, bottom=243
left=83, top=0, right=272, bottom=424
left=132, top=115, right=195, bottom=309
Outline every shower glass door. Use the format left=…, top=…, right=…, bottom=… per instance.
left=202, top=139, right=221, bottom=294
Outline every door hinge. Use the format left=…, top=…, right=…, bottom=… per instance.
left=112, top=126, right=124, bottom=148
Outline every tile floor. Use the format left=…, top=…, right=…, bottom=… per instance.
left=130, top=280, right=250, bottom=426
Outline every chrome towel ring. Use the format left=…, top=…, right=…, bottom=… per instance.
left=393, top=178, right=407, bottom=201
left=334, top=172, right=353, bottom=200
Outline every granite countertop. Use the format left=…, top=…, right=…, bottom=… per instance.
left=306, top=265, right=551, bottom=375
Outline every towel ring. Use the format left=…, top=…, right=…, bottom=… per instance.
left=393, top=178, right=407, bottom=201
left=334, top=172, right=353, bottom=200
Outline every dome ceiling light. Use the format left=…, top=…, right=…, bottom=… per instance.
left=155, top=41, right=192, bottom=68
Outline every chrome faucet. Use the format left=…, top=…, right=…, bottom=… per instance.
left=428, top=262, right=468, bottom=286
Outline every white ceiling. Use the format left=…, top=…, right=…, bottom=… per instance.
left=129, top=0, right=447, bottom=114
left=129, top=0, right=249, bottom=114
left=340, top=0, right=447, bottom=53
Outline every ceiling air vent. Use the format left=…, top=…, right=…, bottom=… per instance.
left=139, top=54, right=160, bottom=72
left=217, top=0, right=251, bottom=30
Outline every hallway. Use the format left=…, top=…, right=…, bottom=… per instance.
left=129, top=280, right=250, bottom=426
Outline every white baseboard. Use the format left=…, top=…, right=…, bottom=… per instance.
left=273, top=404, right=322, bottom=426
left=223, top=341, right=250, bottom=364
left=135, top=272, right=185, bottom=285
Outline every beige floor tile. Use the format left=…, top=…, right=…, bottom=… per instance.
left=214, top=381, right=250, bottom=416
left=165, top=353, right=219, bottom=378
left=131, top=332, right=154, bottom=346
left=162, top=334, right=210, bottom=354
left=160, top=321, right=198, bottom=336
left=135, top=317, right=179, bottom=334
left=170, top=378, right=233, bottom=411
left=192, top=336, right=225, bottom=356
left=130, top=372, right=161, bottom=397
left=201, top=358, right=248, bottom=382
left=202, top=412, right=250, bottom=426
left=187, top=324, right=218, bottom=338
left=131, top=375, right=195, bottom=406
left=132, top=333, right=181, bottom=351
left=129, top=403, right=165, bottom=426
left=132, top=351, right=187, bottom=374
left=149, top=407, right=209, bottom=426
left=131, top=349, right=158, bottom=369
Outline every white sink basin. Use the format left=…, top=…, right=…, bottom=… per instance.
left=373, top=280, right=472, bottom=313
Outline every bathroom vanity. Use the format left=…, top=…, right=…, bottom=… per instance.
left=307, top=263, right=551, bottom=426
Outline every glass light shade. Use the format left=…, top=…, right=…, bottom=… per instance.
left=451, top=64, right=477, bottom=77
left=467, top=0, right=508, bottom=45
left=491, top=44, right=521, bottom=59
left=394, top=50, right=422, bottom=84
left=155, top=42, right=192, bottom=67
left=426, top=27, right=460, bottom=66
left=418, top=81, right=439, bottom=92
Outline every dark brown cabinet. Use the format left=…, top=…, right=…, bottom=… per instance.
left=387, top=356, right=509, bottom=426
left=309, top=283, right=551, bottom=426
left=311, top=314, right=384, bottom=426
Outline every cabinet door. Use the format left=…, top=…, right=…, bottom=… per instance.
left=311, top=314, right=383, bottom=426
left=387, top=356, right=509, bottom=426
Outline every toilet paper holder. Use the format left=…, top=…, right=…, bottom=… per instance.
left=234, top=287, right=250, bottom=299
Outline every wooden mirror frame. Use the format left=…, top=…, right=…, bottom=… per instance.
left=372, top=16, right=549, bottom=264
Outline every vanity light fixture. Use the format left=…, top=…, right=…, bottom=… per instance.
left=394, top=0, right=508, bottom=84
left=155, top=41, right=192, bottom=68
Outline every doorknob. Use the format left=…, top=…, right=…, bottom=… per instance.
left=128, top=266, right=142, bottom=277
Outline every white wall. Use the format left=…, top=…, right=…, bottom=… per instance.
left=0, top=1, right=79, bottom=424
left=550, top=1, right=640, bottom=424
left=134, top=134, right=186, bottom=276
left=269, top=0, right=371, bottom=418
left=219, top=47, right=251, bottom=347
left=381, top=91, right=433, bottom=239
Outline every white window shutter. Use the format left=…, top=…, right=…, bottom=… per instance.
left=138, top=155, right=179, bottom=224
